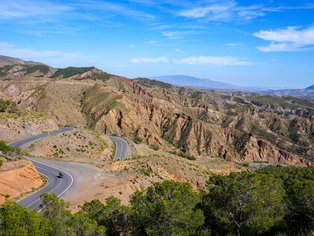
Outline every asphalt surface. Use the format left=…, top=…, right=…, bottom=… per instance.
left=16, top=157, right=73, bottom=211
left=9, top=127, right=74, bottom=211
left=108, top=135, right=130, bottom=159
left=8, top=128, right=130, bottom=211
left=9, top=127, right=73, bottom=148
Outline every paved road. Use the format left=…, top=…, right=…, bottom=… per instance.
left=9, top=127, right=74, bottom=211
left=16, top=157, right=73, bottom=211
left=8, top=128, right=130, bottom=211
left=9, top=127, right=73, bottom=148
left=108, top=135, right=130, bottom=159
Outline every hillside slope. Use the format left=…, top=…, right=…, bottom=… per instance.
left=0, top=64, right=313, bottom=166
left=0, top=95, right=58, bottom=142
left=0, top=159, right=43, bottom=204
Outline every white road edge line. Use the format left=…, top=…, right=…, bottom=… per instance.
left=17, top=171, right=50, bottom=203
left=37, top=170, right=74, bottom=213
left=25, top=167, right=64, bottom=209
left=16, top=156, right=74, bottom=212
left=30, top=158, right=75, bottom=198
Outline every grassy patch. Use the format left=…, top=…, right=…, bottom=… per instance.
left=149, top=143, right=160, bottom=150
left=168, top=150, right=196, bottom=160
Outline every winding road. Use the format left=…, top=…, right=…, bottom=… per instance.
left=8, top=128, right=130, bottom=211
left=108, top=135, right=130, bottom=159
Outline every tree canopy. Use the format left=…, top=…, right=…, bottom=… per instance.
left=0, top=166, right=313, bottom=235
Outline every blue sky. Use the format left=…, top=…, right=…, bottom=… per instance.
left=0, top=0, right=314, bottom=88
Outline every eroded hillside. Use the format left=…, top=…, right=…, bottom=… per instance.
left=0, top=158, right=43, bottom=204
left=0, top=65, right=313, bottom=166
left=0, top=94, right=58, bottom=142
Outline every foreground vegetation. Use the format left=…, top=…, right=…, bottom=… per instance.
left=0, top=166, right=313, bottom=235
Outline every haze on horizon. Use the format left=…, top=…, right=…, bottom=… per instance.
left=0, top=0, right=313, bottom=89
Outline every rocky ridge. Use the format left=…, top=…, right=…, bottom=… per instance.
left=0, top=61, right=313, bottom=166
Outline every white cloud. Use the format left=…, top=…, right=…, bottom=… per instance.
left=162, top=31, right=181, bottom=39
left=174, top=56, right=250, bottom=66
left=0, top=0, right=155, bottom=25
left=130, top=57, right=169, bottom=63
left=178, top=2, right=236, bottom=20
left=0, top=0, right=71, bottom=20
left=254, top=26, right=314, bottom=52
left=175, top=48, right=185, bottom=54
left=0, top=42, right=89, bottom=67
left=162, top=30, right=201, bottom=39
left=149, top=40, right=158, bottom=46
left=176, top=1, right=313, bottom=22
left=226, top=42, right=242, bottom=49
left=130, top=55, right=250, bottom=66
left=81, top=1, right=155, bottom=20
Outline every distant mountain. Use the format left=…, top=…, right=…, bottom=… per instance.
left=259, top=89, right=314, bottom=99
left=0, top=54, right=313, bottom=166
left=150, top=75, right=242, bottom=91
left=0, top=55, right=43, bottom=67
left=306, top=85, right=314, bottom=90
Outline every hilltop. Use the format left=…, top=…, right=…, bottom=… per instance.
left=0, top=55, right=111, bottom=80
left=0, top=57, right=313, bottom=167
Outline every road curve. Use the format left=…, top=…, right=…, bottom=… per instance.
left=108, top=135, right=130, bottom=159
left=9, top=127, right=74, bottom=211
left=16, top=157, right=73, bottom=211
left=8, top=128, right=130, bottom=211
left=9, top=127, right=73, bottom=148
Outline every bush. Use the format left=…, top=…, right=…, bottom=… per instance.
left=133, top=134, right=143, bottom=144
left=51, top=67, right=95, bottom=78
left=0, top=140, right=12, bottom=154
left=168, top=150, right=196, bottom=160
left=0, top=99, right=19, bottom=114
left=149, top=143, right=159, bottom=150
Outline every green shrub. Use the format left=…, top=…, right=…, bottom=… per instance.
left=149, top=143, right=159, bottom=150
left=24, top=64, right=50, bottom=74
left=168, top=150, right=196, bottom=160
left=51, top=67, right=94, bottom=78
left=0, top=140, right=12, bottom=154
left=0, top=99, right=19, bottom=114
left=133, top=134, right=143, bottom=144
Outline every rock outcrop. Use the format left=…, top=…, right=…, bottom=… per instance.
left=0, top=160, right=43, bottom=204
left=0, top=67, right=313, bottom=166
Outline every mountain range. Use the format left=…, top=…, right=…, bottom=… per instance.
left=150, top=75, right=244, bottom=91
left=150, top=75, right=314, bottom=99
left=0, top=55, right=313, bottom=166
left=306, top=85, right=314, bottom=90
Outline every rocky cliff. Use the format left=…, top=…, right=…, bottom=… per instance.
left=0, top=65, right=313, bottom=166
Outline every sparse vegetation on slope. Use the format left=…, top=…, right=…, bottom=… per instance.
left=51, top=67, right=95, bottom=78
left=0, top=67, right=313, bottom=165
left=0, top=99, right=19, bottom=114
left=134, top=77, right=173, bottom=89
